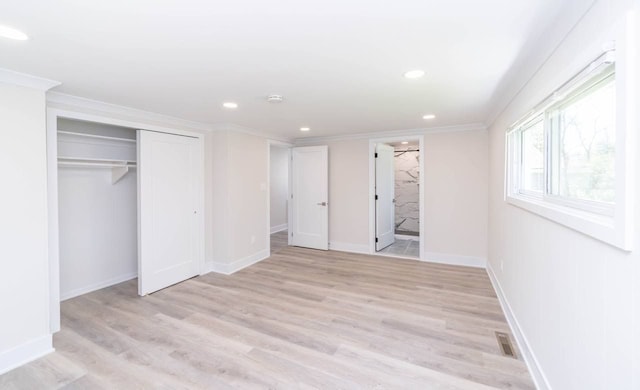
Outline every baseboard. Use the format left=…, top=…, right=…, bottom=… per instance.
left=60, top=272, right=138, bottom=301
left=329, top=241, right=369, bottom=254
left=422, top=252, right=486, bottom=268
left=486, top=261, right=551, bottom=390
left=270, top=224, right=288, bottom=234
left=205, top=248, right=270, bottom=275
left=395, top=234, right=419, bottom=241
left=0, top=334, right=54, bottom=375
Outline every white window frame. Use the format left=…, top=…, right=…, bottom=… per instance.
left=505, top=41, right=635, bottom=251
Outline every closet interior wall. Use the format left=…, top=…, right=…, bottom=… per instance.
left=57, top=118, right=138, bottom=300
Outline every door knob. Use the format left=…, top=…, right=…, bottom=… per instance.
left=317, top=202, right=327, bottom=206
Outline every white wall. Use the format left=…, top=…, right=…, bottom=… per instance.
left=0, top=83, right=52, bottom=373
left=487, top=1, right=640, bottom=388
left=207, top=129, right=270, bottom=273
left=58, top=168, right=137, bottom=299
left=305, top=130, right=488, bottom=261
left=423, top=130, right=488, bottom=259
left=325, top=139, right=371, bottom=249
left=269, top=145, right=289, bottom=232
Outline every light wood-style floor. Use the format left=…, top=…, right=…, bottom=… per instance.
left=0, top=247, right=534, bottom=389
left=270, top=230, right=289, bottom=254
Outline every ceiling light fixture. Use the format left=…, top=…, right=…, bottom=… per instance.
left=0, top=25, right=29, bottom=40
left=404, top=69, right=425, bottom=79
left=423, top=114, right=436, bottom=120
left=267, top=95, right=284, bottom=103
left=300, top=127, right=310, bottom=132
left=222, top=102, right=238, bottom=109
left=401, top=141, right=409, bottom=145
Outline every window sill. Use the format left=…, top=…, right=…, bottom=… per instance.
left=506, top=194, right=631, bottom=251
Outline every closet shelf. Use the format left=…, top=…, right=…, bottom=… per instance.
left=58, top=130, right=136, bottom=143
left=58, top=157, right=136, bottom=185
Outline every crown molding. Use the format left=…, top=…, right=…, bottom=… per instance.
left=483, top=0, right=597, bottom=129
left=47, top=92, right=212, bottom=133
left=211, top=122, right=294, bottom=144
left=0, top=68, right=61, bottom=91
left=294, top=122, right=487, bottom=145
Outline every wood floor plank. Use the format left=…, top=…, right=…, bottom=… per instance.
left=1, top=244, right=535, bottom=389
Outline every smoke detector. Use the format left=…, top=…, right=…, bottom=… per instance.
left=267, top=95, right=284, bottom=103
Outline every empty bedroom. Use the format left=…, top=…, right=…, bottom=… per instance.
left=0, top=0, right=639, bottom=389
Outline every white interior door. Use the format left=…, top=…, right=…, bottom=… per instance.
left=291, top=145, right=328, bottom=250
left=138, top=130, right=203, bottom=296
left=375, top=143, right=395, bottom=251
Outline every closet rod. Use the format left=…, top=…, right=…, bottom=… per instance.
left=58, top=161, right=137, bottom=169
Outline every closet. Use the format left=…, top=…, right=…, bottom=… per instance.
left=56, top=117, right=204, bottom=302
left=57, top=118, right=138, bottom=300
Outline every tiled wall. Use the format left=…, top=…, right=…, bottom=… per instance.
left=394, top=149, right=419, bottom=234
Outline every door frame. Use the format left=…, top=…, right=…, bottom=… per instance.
left=46, top=107, right=205, bottom=333
left=266, top=139, right=294, bottom=257
left=368, top=135, right=425, bottom=260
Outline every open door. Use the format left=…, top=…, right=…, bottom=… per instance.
left=291, top=145, right=329, bottom=250
left=137, top=130, right=203, bottom=296
left=375, top=143, right=395, bottom=251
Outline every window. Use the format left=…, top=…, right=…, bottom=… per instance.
left=548, top=73, right=616, bottom=208
left=520, top=116, right=544, bottom=193
left=506, top=53, right=632, bottom=250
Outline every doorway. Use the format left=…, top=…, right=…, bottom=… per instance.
left=268, top=142, right=291, bottom=254
left=369, top=136, right=424, bottom=260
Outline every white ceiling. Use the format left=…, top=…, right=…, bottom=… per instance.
left=0, top=0, right=564, bottom=138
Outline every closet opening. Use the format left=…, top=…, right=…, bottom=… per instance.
left=369, top=136, right=424, bottom=260
left=57, top=118, right=139, bottom=301
left=48, top=110, right=205, bottom=333
left=268, top=142, right=292, bottom=255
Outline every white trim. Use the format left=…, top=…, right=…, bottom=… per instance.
left=270, top=223, right=288, bottom=234
left=0, top=68, right=60, bottom=91
left=46, top=109, right=60, bottom=334
left=60, top=272, right=137, bottom=301
left=328, top=241, right=370, bottom=254
left=47, top=92, right=211, bottom=133
left=205, top=249, right=270, bottom=275
left=423, top=252, right=486, bottom=268
left=374, top=252, right=421, bottom=261
left=486, top=261, right=551, bottom=390
left=0, top=335, right=54, bottom=376
left=506, top=194, right=628, bottom=250
left=295, top=123, right=486, bottom=145
left=369, top=135, right=425, bottom=261
left=395, top=234, right=419, bottom=241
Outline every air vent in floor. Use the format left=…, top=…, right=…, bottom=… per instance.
left=495, top=331, right=516, bottom=358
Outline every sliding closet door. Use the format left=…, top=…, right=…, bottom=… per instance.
left=137, top=130, right=203, bottom=296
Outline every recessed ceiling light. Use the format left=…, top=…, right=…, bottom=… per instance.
left=404, top=69, right=425, bottom=79
left=423, top=114, right=436, bottom=120
left=300, top=127, right=310, bottom=132
left=222, top=102, right=238, bottom=109
left=0, top=25, right=29, bottom=41
left=401, top=141, right=409, bottom=145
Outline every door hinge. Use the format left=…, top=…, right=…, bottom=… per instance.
left=291, top=232, right=294, bottom=237
left=374, top=152, right=378, bottom=158
left=291, top=193, right=293, bottom=199
left=375, top=237, right=379, bottom=243
left=375, top=194, right=378, bottom=200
